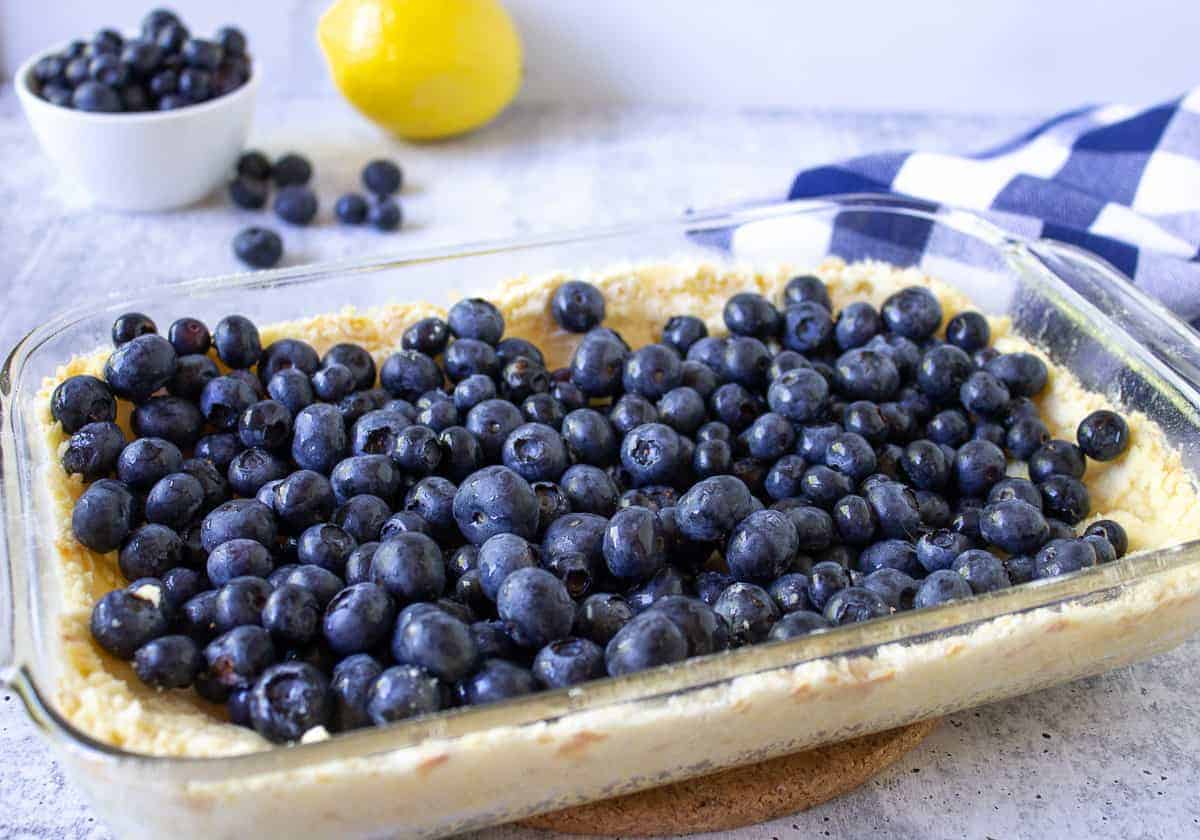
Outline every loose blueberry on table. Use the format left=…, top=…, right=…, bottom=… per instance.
left=58, top=273, right=1133, bottom=745
left=29, top=9, right=251, bottom=113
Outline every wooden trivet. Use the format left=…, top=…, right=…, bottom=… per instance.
left=519, top=719, right=939, bottom=836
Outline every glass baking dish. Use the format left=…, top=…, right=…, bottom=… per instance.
left=3, top=196, right=1200, bottom=839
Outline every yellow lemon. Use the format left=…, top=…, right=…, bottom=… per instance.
left=318, top=0, right=522, bottom=140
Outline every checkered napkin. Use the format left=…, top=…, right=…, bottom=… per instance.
left=786, top=88, right=1200, bottom=326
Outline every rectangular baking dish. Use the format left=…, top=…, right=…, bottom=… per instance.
left=3, top=196, right=1200, bottom=839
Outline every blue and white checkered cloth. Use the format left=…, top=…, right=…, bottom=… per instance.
left=788, top=88, right=1200, bottom=325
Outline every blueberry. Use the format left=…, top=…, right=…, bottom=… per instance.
left=228, top=176, right=268, bottom=209
left=722, top=336, right=771, bottom=390
left=618, top=344, right=680, bottom=401
left=952, top=439, right=1005, bottom=497
left=686, top=336, right=727, bottom=372
left=951, top=549, right=1011, bottom=593
left=270, top=565, right=345, bottom=610
left=493, top=567, right=574, bottom=649
left=725, top=509, right=798, bottom=583
left=830, top=494, right=875, bottom=546
left=153, top=21, right=188, bottom=53
left=348, top=410, right=408, bottom=458
left=649, top=595, right=727, bottom=655
left=133, top=634, right=201, bottom=689
left=881, top=286, right=942, bottom=339
left=674, top=475, right=755, bottom=542
left=782, top=274, right=832, bottom=309
left=960, top=370, right=1010, bottom=417
left=368, top=198, right=403, bottom=231
left=143, top=470, right=204, bottom=529
left=369, top=532, right=445, bottom=603
left=334, top=193, right=369, bottom=224
left=226, top=447, right=288, bottom=497
left=862, top=568, right=918, bottom=612
left=202, top=624, right=275, bottom=694
left=1084, top=520, right=1128, bottom=558
left=457, top=658, right=537, bottom=705
left=1003, top=554, right=1037, bottom=585
left=764, top=573, right=811, bottom=614
left=292, top=523, right=355, bottom=574
left=61, top=420, right=124, bottom=482
left=51, top=375, right=118, bottom=434
left=522, top=393, right=566, bottom=428
left=359, top=159, right=402, bottom=196
left=310, top=364, right=355, bottom=403
left=231, top=227, right=283, bottom=268
left=620, top=423, right=683, bottom=487
left=247, top=661, right=330, bottom=743
left=1005, top=415, right=1050, bottom=460
left=917, top=345, right=972, bottom=401
left=1034, top=538, right=1096, bottom=579
left=436, top=426, right=482, bottom=482
left=1076, top=410, right=1130, bottom=461
left=569, top=333, right=628, bottom=398
left=475, top=532, right=538, bottom=600
left=714, top=582, right=779, bottom=646
left=178, top=67, right=213, bottom=101
left=926, top=409, right=969, bottom=447
left=599, top=611, right=687, bottom=676
left=454, top=373, right=498, bottom=415
left=329, top=654, right=382, bottom=731
left=545, top=279, right=605, bottom=333
left=741, top=412, right=794, bottom=462
left=823, top=586, right=890, bottom=625
left=268, top=469, right=334, bottom=533
left=569, top=593, right=630, bottom=646
left=834, top=348, right=900, bottom=402
left=258, top=584, right=321, bottom=646
left=273, top=185, right=318, bottom=226
left=945, top=311, right=990, bottom=351
left=781, top=302, right=834, bottom=353
left=404, top=476, right=457, bottom=532
left=272, top=153, right=312, bottom=187
left=390, top=605, right=476, bottom=682
left=321, top=582, right=395, bottom=656
left=834, top=301, right=881, bottom=350
left=988, top=477, right=1042, bottom=512
left=724, top=292, right=780, bottom=339
left=329, top=493, right=390, bottom=543
left=259, top=338, right=320, bottom=384
left=147, top=67, right=177, bottom=96
left=914, top=569, right=973, bottom=609
left=597, top=506, right=661, bottom=581
left=200, top=498, right=276, bottom=554
left=1039, top=475, right=1090, bottom=524
left=985, top=352, right=1048, bottom=397
left=693, top=439, right=733, bottom=480
left=465, top=398, right=524, bottom=462
left=104, top=333, right=178, bottom=404
left=443, top=338, right=500, bottom=383
left=444, top=299, right=502, bottom=346
left=913, top=529, right=970, bottom=573
left=211, top=575, right=272, bottom=631
left=289, top=403, right=347, bottom=474
left=607, top=395, right=655, bottom=438
left=661, top=315, right=708, bottom=355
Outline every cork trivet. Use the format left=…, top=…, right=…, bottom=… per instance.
left=519, top=719, right=939, bottom=836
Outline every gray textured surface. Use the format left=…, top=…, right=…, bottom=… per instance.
left=1, top=84, right=1196, bottom=839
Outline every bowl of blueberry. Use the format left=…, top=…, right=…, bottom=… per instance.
left=16, top=8, right=257, bottom=212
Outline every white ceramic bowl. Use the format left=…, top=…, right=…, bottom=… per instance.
left=15, top=44, right=258, bottom=212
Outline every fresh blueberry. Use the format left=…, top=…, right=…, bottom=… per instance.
left=917, top=344, right=972, bottom=401
left=832, top=494, right=877, bottom=546
left=274, top=186, right=318, bottom=226
left=51, top=375, right=117, bottom=433
left=269, top=565, right=344, bottom=610
left=960, top=371, right=1010, bottom=417
left=368, top=198, right=403, bottom=231
left=661, top=315, right=708, bottom=355
left=329, top=654, right=382, bottom=731
left=768, top=611, right=831, bottom=640
left=288, top=403, right=346, bottom=474
left=334, top=193, right=369, bottom=225
left=103, top=333, right=177, bottom=403
left=447, top=298, right=504, bottom=345
left=649, top=596, right=727, bottom=655
left=724, top=292, right=780, bottom=339
left=388, top=425, right=441, bottom=477
left=805, top=561, right=850, bottom=612
left=390, top=605, right=476, bottom=682
left=986, top=353, right=1048, bottom=398
left=693, top=439, right=733, bottom=480
left=571, top=593, right=632, bottom=645
left=609, top=394, right=658, bottom=437
left=369, top=532, right=445, bottom=602
left=551, top=280, right=606, bottom=333
left=200, top=498, right=276, bottom=554
left=951, top=549, right=1011, bottom=593
left=442, top=338, right=499, bottom=383
left=880, top=286, right=942, bottom=338
left=404, top=476, right=457, bottom=532
left=674, top=475, right=755, bottom=542
left=1076, top=410, right=1130, bottom=461
left=776, top=504, right=834, bottom=553
left=915, top=529, right=972, bottom=573
left=143, top=471, right=204, bottom=530
left=363, top=663, right=443, bottom=724
left=267, top=469, right=333, bottom=533
left=569, top=333, right=628, bottom=398
left=226, top=447, right=288, bottom=497
left=475, top=532, right=538, bottom=600
left=621, top=344, right=681, bottom=401
left=465, top=399, right=524, bottom=462
left=914, top=569, right=973, bottom=609
left=725, top=509, right=798, bottom=583
left=495, top=567, right=574, bottom=648
left=945, top=311, right=990, bottom=351
left=522, top=393, right=566, bottom=428
left=714, top=582, right=779, bottom=646
left=599, top=506, right=663, bottom=581
left=1034, top=538, right=1097, bottom=579
left=781, top=302, right=834, bottom=353
left=721, top=336, right=772, bottom=391
left=498, top=357, right=549, bottom=404
left=133, top=634, right=201, bottom=689
left=952, top=439, right=1005, bottom=497
left=686, top=336, right=727, bottom=372
left=90, top=583, right=171, bottom=659
left=456, top=658, right=537, bottom=705
left=117, top=523, right=182, bottom=583
left=862, top=568, right=918, bottom=611
left=259, top=338, right=320, bottom=384
left=1006, top=415, right=1051, bottom=460
left=272, top=153, right=312, bottom=187
left=294, top=523, right=356, bottom=574
left=232, top=226, right=283, bottom=269
left=453, top=374, right=497, bottom=414
left=349, top=410, right=409, bottom=457
left=260, top=584, right=321, bottom=645
left=322, top=582, right=395, bottom=655
left=229, top=176, right=269, bottom=209
left=978, top=498, right=1048, bottom=555
left=402, top=317, right=450, bottom=356
left=202, top=624, right=275, bottom=693
left=330, top=492, right=395, bottom=543
left=741, top=412, right=795, bottom=462
left=834, top=348, right=900, bottom=402
left=212, top=576, right=273, bottom=631
left=248, top=662, right=330, bottom=743
left=766, top=573, right=812, bottom=614
left=823, top=586, right=890, bottom=625
left=1004, top=554, right=1037, bottom=585
left=834, top=301, right=881, bottom=350
left=362, top=159, right=403, bottom=196
left=1039, top=475, right=1090, bottom=524
left=1084, top=520, right=1128, bottom=558
left=62, top=421, right=125, bottom=482
left=620, top=423, right=683, bottom=487
left=782, top=274, right=832, bottom=309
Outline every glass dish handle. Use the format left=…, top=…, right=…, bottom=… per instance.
left=1027, top=238, right=1200, bottom=392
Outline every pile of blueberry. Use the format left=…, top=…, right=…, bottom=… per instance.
left=230, top=153, right=404, bottom=270
left=28, top=9, right=250, bottom=114
left=57, top=275, right=1133, bottom=745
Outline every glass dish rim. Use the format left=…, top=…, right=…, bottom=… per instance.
left=3, top=193, right=1199, bottom=775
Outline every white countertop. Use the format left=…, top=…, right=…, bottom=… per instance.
left=1, top=85, right=1195, bottom=840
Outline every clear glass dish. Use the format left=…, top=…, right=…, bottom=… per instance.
left=3, top=196, right=1200, bottom=839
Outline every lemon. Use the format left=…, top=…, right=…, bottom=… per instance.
left=318, top=0, right=522, bottom=140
